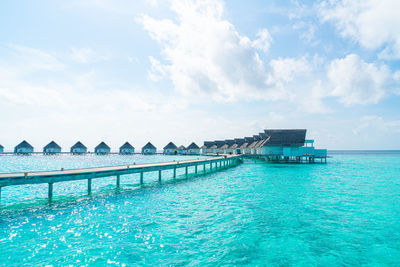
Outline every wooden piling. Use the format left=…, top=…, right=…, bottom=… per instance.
left=185, top=166, right=188, bottom=178
left=48, top=183, right=53, bottom=199
left=88, top=178, right=92, bottom=195
left=173, top=167, right=176, bottom=178
left=195, top=164, right=198, bottom=174
left=140, top=172, right=144, bottom=184
left=116, top=175, right=120, bottom=188
left=158, top=170, right=162, bottom=182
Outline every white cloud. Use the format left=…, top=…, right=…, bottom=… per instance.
left=7, top=43, right=64, bottom=71
left=319, top=0, right=400, bottom=59
left=252, top=29, right=273, bottom=53
left=70, top=47, right=98, bottom=64
left=138, top=0, right=276, bottom=101
left=327, top=54, right=390, bottom=105
left=353, top=115, right=400, bottom=135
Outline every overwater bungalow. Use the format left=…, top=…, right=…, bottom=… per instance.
left=186, top=142, right=200, bottom=155
left=200, top=144, right=207, bottom=155
left=164, top=142, right=178, bottom=155
left=240, top=137, right=253, bottom=154
left=260, top=129, right=327, bottom=162
left=223, top=140, right=235, bottom=154
left=0, top=144, right=3, bottom=153
left=214, top=141, right=226, bottom=154
left=177, top=145, right=186, bottom=155
left=95, top=142, right=111, bottom=155
left=249, top=136, right=260, bottom=154
left=120, top=142, right=135, bottom=154
left=201, top=128, right=327, bottom=162
left=14, top=140, right=34, bottom=154
left=70, top=141, right=87, bottom=154
left=203, top=141, right=215, bottom=154
left=142, top=142, right=156, bottom=154
left=43, top=141, right=61, bottom=154
left=232, top=138, right=245, bottom=154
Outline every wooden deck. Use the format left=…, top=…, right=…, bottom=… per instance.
left=0, top=155, right=242, bottom=200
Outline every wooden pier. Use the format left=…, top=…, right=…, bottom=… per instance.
left=0, top=155, right=242, bottom=201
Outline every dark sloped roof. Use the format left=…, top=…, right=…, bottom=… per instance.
left=255, top=138, right=270, bottom=148
left=234, top=138, right=245, bottom=146
left=44, top=141, right=61, bottom=150
left=95, top=142, right=110, bottom=150
left=178, top=145, right=186, bottom=150
left=203, top=141, right=215, bottom=148
left=263, top=129, right=306, bottom=146
left=253, top=135, right=261, bottom=141
left=71, top=141, right=87, bottom=149
left=240, top=142, right=249, bottom=148
left=0, top=144, right=4, bottom=149
left=164, top=142, right=177, bottom=150
left=120, top=142, right=134, bottom=149
left=142, top=142, right=156, bottom=150
left=15, top=140, right=33, bottom=149
left=244, top=137, right=254, bottom=143
left=187, top=142, right=199, bottom=149
left=225, top=140, right=235, bottom=146
left=229, top=144, right=238, bottom=149
left=248, top=141, right=258, bottom=148
left=214, top=140, right=226, bottom=148
left=221, top=144, right=229, bottom=149
left=259, top=133, right=268, bottom=139
left=200, top=145, right=207, bottom=149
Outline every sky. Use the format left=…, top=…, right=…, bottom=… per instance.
left=0, top=0, right=399, bottom=151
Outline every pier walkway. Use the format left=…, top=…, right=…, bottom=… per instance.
left=0, top=155, right=242, bottom=200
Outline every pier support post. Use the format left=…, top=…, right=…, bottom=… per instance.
left=116, top=175, right=120, bottom=188
left=140, top=172, right=144, bottom=185
left=88, top=178, right=92, bottom=195
left=185, top=166, right=188, bottom=178
left=48, top=183, right=53, bottom=199
left=203, top=164, right=206, bottom=173
left=173, top=167, right=176, bottom=178
left=195, top=164, right=198, bottom=174
left=158, top=170, right=162, bottom=183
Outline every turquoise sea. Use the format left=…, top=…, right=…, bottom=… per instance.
left=0, top=152, right=399, bottom=265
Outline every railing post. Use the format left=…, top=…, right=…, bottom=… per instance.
left=195, top=164, right=198, bottom=174
left=185, top=166, right=188, bottom=178
left=140, top=172, right=144, bottom=184
left=0, top=187, right=2, bottom=201
left=203, top=164, right=206, bottom=173
left=88, top=178, right=92, bottom=195
left=48, top=183, right=53, bottom=199
left=173, top=167, right=176, bottom=178
left=158, top=170, right=162, bottom=183
left=116, top=175, right=120, bottom=188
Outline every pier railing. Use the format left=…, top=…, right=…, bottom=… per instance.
left=0, top=155, right=242, bottom=200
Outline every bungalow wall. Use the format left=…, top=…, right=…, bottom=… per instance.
left=71, top=148, right=87, bottom=154
left=120, top=148, right=134, bottom=154
left=143, top=148, right=156, bottom=154
left=15, top=147, right=34, bottom=154
left=44, top=147, right=61, bottom=154
left=187, top=148, right=200, bottom=155
left=95, top=148, right=110, bottom=154
left=164, top=148, right=176, bottom=155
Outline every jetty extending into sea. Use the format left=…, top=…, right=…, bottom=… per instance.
left=0, top=155, right=242, bottom=201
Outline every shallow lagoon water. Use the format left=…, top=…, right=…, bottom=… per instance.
left=0, top=153, right=400, bottom=265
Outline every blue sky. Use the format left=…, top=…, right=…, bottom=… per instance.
left=0, top=0, right=399, bottom=151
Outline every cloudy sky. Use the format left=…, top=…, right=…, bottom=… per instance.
left=0, top=0, right=399, bottom=151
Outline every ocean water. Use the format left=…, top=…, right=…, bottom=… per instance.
left=0, top=153, right=399, bottom=265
